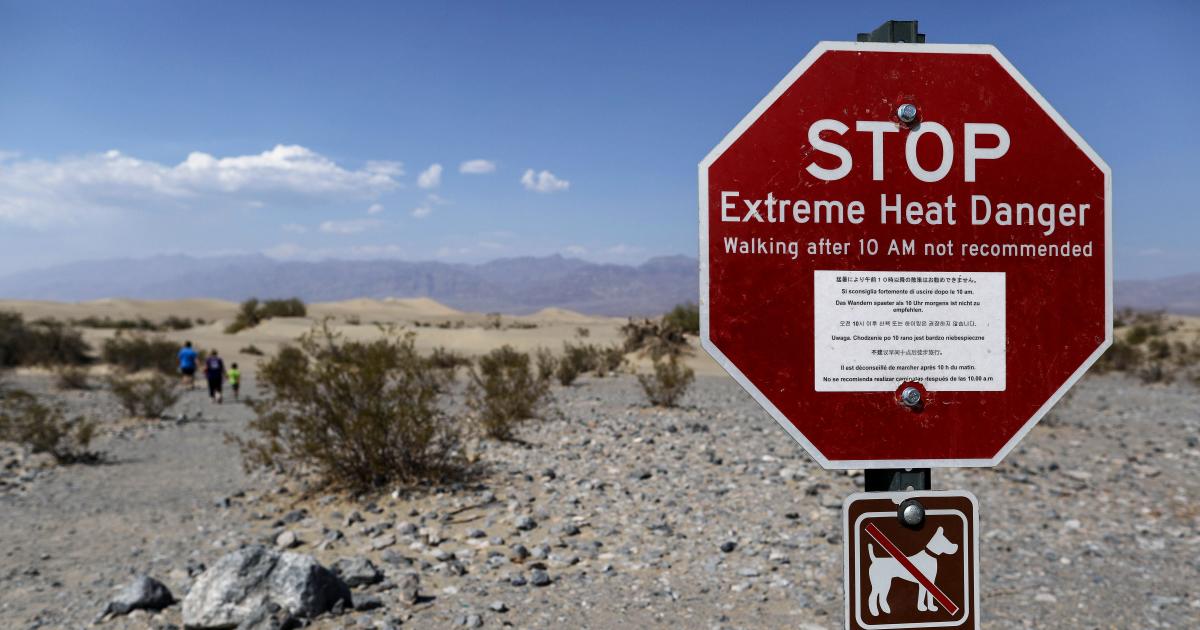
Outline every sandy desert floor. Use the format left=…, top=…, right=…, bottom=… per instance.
left=0, top=300, right=1197, bottom=629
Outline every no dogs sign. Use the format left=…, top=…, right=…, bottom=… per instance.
left=699, top=42, right=1111, bottom=468
left=844, top=491, right=980, bottom=629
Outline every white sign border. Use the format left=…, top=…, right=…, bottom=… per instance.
left=697, top=41, right=1113, bottom=469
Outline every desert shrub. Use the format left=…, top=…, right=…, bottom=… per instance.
left=107, top=374, right=181, bottom=418
left=240, top=344, right=265, bottom=356
left=620, top=317, right=689, bottom=360
left=26, top=318, right=92, bottom=366
left=663, top=302, right=700, bottom=335
left=1138, top=362, right=1169, bottom=384
left=595, top=344, right=626, bottom=376
left=344, top=315, right=362, bottom=325
left=160, top=315, right=194, bottom=331
left=1145, top=338, right=1171, bottom=360
left=55, top=366, right=91, bottom=390
left=73, top=315, right=193, bottom=332
left=557, top=342, right=598, bottom=386
left=468, top=346, right=548, bottom=440
left=638, top=356, right=695, bottom=407
left=0, top=313, right=92, bottom=367
left=236, top=325, right=460, bottom=491
left=427, top=346, right=471, bottom=370
left=1092, top=339, right=1143, bottom=374
left=259, top=298, right=307, bottom=319
left=575, top=327, right=590, bottom=338
left=102, top=333, right=179, bottom=375
left=534, top=348, right=557, bottom=382
left=0, top=389, right=98, bottom=463
left=226, top=297, right=307, bottom=333
left=483, top=312, right=503, bottom=330
left=426, top=347, right=471, bottom=389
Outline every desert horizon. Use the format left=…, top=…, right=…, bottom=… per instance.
left=2, top=3, right=1197, bottom=629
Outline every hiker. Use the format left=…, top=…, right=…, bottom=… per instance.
left=205, top=350, right=225, bottom=403
left=227, top=362, right=241, bottom=401
left=178, top=341, right=198, bottom=389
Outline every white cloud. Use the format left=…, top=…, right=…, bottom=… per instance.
left=521, top=169, right=569, bottom=193
left=281, top=223, right=308, bottom=233
left=417, top=163, right=443, bottom=189
left=366, top=203, right=384, bottom=215
left=459, top=159, right=496, bottom=174
left=319, top=218, right=380, bottom=234
left=410, top=193, right=449, bottom=219
left=563, top=245, right=588, bottom=256
left=0, top=144, right=402, bottom=228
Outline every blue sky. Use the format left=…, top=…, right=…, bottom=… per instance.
left=0, top=1, right=1195, bottom=278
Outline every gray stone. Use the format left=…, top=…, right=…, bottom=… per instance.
left=331, top=556, right=383, bottom=587
left=514, top=516, right=537, bottom=531
left=719, top=541, right=737, bottom=553
left=353, top=593, right=383, bottom=611
left=396, top=573, right=420, bottom=606
left=182, top=545, right=352, bottom=628
left=274, top=530, right=298, bottom=549
left=530, top=568, right=551, bottom=587
left=105, top=575, right=174, bottom=616
left=489, top=601, right=508, bottom=613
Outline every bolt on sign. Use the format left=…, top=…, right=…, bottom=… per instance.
left=698, top=42, right=1112, bottom=468
left=844, top=491, right=979, bottom=630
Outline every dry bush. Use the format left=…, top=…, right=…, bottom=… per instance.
left=55, top=366, right=91, bottom=390
left=534, top=347, right=557, bottom=382
left=620, top=317, right=690, bottom=360
left=102, top=332, right=180, bottom=375
left=240, top=344, right=265, bottom=356
left=0, top=389, right=98, bottom=463
left=637, top=356, right=695, bottom=408
left=595, top=343, right=626, bottom=377
left=662, top=302, right=700, bottom=335
left=556, top=342, right=598, bottom=386
left=226, top=297, right=307, bottom=333
left=236, top=325, right=461, bottom=491
left=0, top=312, right=92, bottom=367
left=426, top=347, right=472, bottom=389
left=469, top=345, right=548, bottom=440
left=483, top=312, right=503, bottom=330
left=107, top=374, right=181, bottom=418
left=427, top=346, right=471, bottom=370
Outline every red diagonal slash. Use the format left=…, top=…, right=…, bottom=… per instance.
left=864, top=522, right=960, bottom=616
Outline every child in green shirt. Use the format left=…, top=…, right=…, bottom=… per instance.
left=228, top=363, right=241, bottom=401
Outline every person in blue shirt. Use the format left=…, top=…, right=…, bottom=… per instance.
left=178, top=341, right=198, bottom=389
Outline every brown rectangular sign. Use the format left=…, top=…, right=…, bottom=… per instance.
left=843, top=490, right=979, bottom=629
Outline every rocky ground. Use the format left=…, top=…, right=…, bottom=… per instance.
left=1, top=370, right=1198, bottom=629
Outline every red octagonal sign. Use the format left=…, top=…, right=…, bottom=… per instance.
left=699, top=42, right=1111, bottom=468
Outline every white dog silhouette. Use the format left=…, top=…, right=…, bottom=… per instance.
left=867, top=526, right=959, bottom=616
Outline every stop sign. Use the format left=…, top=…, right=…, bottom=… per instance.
left=699, top=42, right=1111, bottom=469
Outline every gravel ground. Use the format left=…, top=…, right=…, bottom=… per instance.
left=1, top=370, right=1197, bottom=629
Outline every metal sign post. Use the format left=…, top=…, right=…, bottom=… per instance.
left=860, top=21, right=931, bottom=500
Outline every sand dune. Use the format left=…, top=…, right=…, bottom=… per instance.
left=0, top=297, right=723, bottom=375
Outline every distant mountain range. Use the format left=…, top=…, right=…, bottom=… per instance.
left=1114, top=273, right=1200, bottom=316
left=0, top=254, right=1195, bottom=316
left=0, top=254, right=699, bottom=316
